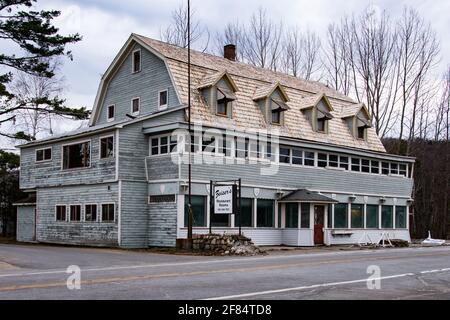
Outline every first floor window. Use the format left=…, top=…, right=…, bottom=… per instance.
left=100, top=136, right=114, bottom=159
left=240, top=198, right=253, bottom=227
left=300, top=203, right=310, bottom=228
left=70, top=205, right=81, bottom=221
left=102, top=203, right=115, bottom=222
left=63, top=141, right=91, bottom=169
left=366, top=204, right=379, bottom=228
left=395, top=206, right=407, bottom=229
left=381, top=205, right=393, bottom=229
left=85, top=204, right=97, bottom=222
left=184, top=196, right=206, bottom=227
left=334, top=203, right=348, bottom=228
left=285, top=203, right=298, bottom=228
left=56, top=205, right=66, bottom=221
left=36, top=148, right=51, bottom=162
left=211, top=212, right=229, bottom=227
left=257, top=199, right=274, bottom=228
left=351, top=204, right=364, bottom=228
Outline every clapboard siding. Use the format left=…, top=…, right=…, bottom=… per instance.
left=118, top=122, right=148, bottom=181
left=142, top=109, right=186, bottom=128
left=181, top=159, right=413, bottom=197
left=36, top=184, right=119, bottom=246
left=20, top=131, right=116, bottom=189
left=16, top=206, right=35, bottom=242
left=146, top=155, right=179, bottom=181
left=148, top=202, right=178, bottom=247
left=96, top=43, right=179, bottom=126
left=120, top=180, right=149, bottom=248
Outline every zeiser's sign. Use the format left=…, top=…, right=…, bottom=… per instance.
left=214, top=185, right=234, bottom=214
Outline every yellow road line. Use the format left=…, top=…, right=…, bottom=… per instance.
left=0, top=251, right=448, bottom=293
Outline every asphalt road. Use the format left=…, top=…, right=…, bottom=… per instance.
left=0, top=243, right=449, bottom=300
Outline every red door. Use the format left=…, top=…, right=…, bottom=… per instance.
left=314, top=205, right=325, bottom=245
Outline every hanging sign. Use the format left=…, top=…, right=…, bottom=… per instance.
left=214, top=185, right=234, bottom=214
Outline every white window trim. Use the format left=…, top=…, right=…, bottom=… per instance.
left=100, top=202, right=116, bottom=223
left=131, top=97, right=140, bottom=116
left=131, top=49, right=141, bottom=73
left=158, top=89, right=168, bottom=111
left=55, top=204, right=67, bottom=222
left=68, top=204, right=82, bottom=223
left=84, top=203, right=99, bottom=222
left=99, top=135, right=115, bottom=160
left=35, top=146, right=52, bottom=163
left=61, top=139, right=92, bottom=171
left=107, top=104, right=115, bottom=122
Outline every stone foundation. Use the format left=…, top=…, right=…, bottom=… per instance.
left=192, top=234, right=265, bottom=256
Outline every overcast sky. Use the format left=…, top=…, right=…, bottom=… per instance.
left=2, top=0, right=449, bottom=149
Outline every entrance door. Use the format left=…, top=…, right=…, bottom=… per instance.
left=314, top=205, right=325, bottom=245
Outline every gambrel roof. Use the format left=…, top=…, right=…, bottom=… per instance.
left=90, top=34, right=386, bottom=153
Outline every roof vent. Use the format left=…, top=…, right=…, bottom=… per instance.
left=224, top=44, right=236, bottom=61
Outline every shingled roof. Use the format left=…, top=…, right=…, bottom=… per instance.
left=132, top=35, right=386, bottom=152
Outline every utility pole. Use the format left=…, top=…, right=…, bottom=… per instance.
left=187, top=0, right=193, bottom=247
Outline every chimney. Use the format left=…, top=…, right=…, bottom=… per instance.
left=224, top=44, right=236, bottom=61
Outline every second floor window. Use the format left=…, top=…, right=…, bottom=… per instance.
left=36, top=148, right=51, bottom=162
left=62, top=141, right=91, bottom=170
left=131, top=97, right=140, bottom=115
left=159, top=90, right=168, bottom=110
left=107, top=105, right=115, bottom=121
left=100, top=136, right=114, bottom=159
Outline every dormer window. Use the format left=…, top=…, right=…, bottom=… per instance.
left=198, top=70, right=238, bottom=119
left=216, top=87, right=235, bottom=116
left=253, top=83, right=290, bottom=126
left=132, top=49, right=141, bottom=73
left=299, top=93, right=334, bottom=133
left=341, top=104, right=371, bottom=141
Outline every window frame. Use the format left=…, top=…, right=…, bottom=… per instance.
left=131, top=97, right=140, bottom=116
left=35, top=147, right=52, bottom=163
left=69, top=204, right=82, bottom=222
left=84, top=203, right=98, bottom=222
left=99, top=135, right=114, bottom=159
left=55, top=205, right=67, bottom=222
left=101, top=203, right=116, bottom=223
left=107, top=104, right=115, bottom=122
left=158, top=89, right=168, bottom=111
left=61, top=139, right=91, bottom=171
left=132, top=49, right=141, bottom=73
left=271, top=110, right=281, bottom=125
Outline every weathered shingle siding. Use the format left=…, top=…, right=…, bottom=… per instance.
left=20, top=131, right=116, bottom=190
left=180, top=160, right=413, bottom=197
left=148, top=201, right=178, bottom=247
left=16, top=206, right=35, bottom=242
left=36, top=184, right=119, bottom=246
left=119, top=180, right=149, bottom=248
left=96, top=43, right=180, bottom=126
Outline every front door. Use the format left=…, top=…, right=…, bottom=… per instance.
left=314, top=205, right=325, bottom=245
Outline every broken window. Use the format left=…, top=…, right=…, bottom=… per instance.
left=62, top=142, right=91, bottom=170
left=55, top=205, right=66, bottom=222
left=100, top=136, right=114, bottom=159
left=85, top=204, right=97, bottom=222
left=70, top=205, right=81, bottom=222
left=132, top=49, right=141, bottom=73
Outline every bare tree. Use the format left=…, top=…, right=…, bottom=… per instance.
left=434, top=66, right=450, bottom=141
left=214, top=21, right=245, bottom=61
left=282, top=28, right=322, bottom=80
left=396, top=7, right=440, bottom=149
left=160, top=2, right=210, bottom=52
left=9, top=58, right=66, bottom=140
left=241, top=7, right=283, bottom=71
